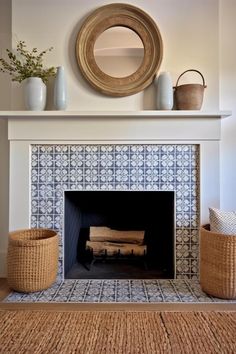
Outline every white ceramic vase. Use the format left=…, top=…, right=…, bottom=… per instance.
left=156, top=72, right=173, bottom=110
left=54, top=66, right=67, bottom=110
left=24, top=77, right=46, bottom=111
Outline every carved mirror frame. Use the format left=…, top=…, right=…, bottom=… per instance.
left=76, top=3, right=163, bottom=97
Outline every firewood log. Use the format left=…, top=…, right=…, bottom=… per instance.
left=89, top=227, right=144, bottom=244
left=86, top=241, right=147, bottom=257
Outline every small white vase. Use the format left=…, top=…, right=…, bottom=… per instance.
left=156, top=72, right=173, bottom=110
left=54, top=66, right=67, bottom=110
left=24, top=77, right=46, bottom=111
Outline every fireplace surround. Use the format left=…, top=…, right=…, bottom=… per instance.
left=31, top=143, right=199, bottom=280
left=3, top=110, right=229, bottom=280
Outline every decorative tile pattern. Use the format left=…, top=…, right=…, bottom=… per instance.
left=4, top=280, right=236, bottom=303
left=30, top=144, right=200, bottom=279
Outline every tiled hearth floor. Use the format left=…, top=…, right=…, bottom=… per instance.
left=4, top=279, right=236, bottom=304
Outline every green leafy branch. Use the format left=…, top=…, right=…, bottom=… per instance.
left=0, top=41, right=56, bottom=83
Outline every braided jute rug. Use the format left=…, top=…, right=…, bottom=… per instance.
left=0, top=311, right=235, bottom=354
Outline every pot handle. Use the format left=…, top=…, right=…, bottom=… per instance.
left=174, top=69, right=207, bottom=88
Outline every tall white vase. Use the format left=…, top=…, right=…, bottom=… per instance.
left=156, top=72, right=173, bottom=110
left=24, top=77, right=46, bottom=110
left=54, top=66, right=67, bottom=110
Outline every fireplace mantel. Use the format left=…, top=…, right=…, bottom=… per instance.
left=0, top=110, right=231, bottom=119
left=3, top=109, right=231, bottom=278
left=2, top=110, right=231, bottom=141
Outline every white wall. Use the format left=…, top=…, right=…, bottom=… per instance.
left=0, top=0, right=11, bottom=109
left=0, top=120, right=9, bottom=276
left=11, top=0, right=219, bottom=111
left=0, top=0, right=11, bottom=276
left=219, top=0, right=236, bottom=210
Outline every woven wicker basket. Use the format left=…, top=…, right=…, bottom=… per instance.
left=200, top=224, right=236, bottom=299
left=7, top=228, right=59, bottom=293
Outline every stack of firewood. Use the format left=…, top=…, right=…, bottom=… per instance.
left=86, top=227, right=146, bottom=257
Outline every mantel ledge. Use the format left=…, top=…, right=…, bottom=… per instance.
left=0, top=110, right=231, bottom=119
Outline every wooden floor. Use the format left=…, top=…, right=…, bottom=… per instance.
left=1, top=278, right=236, bottom=312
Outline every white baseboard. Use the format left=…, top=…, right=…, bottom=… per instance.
left=0, top=251, right=7, bottom=277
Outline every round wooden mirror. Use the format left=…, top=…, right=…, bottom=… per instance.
left=76, top=3, right=163, bottom=97
left=94, top=27, right=144, bottom=78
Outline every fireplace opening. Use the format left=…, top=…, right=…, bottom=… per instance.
left=64, top=191, right=175, bottom=279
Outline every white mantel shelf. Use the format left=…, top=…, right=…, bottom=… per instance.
left=5, top=110, right=231, bottom=141
left=0, top=110, right=231, bottom=119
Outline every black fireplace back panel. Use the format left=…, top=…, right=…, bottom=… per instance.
left=64, top=191, right=175, bottom=277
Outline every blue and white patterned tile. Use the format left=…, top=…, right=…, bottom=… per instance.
left=38, top=184, right=54, bottom=199
left=31, top=184, right=39, bottom=199
left=31, top=145, right=39, bottom=154
left=161, top=183, right=175, bottom=191
left=38, top=169, right=54, bottom=184
left=176, top=228, right=191, bottom=244
left=145, top=168, right=160, bottom=184
left=190, top=229, right=199, bottom=244
left=53, top=183, right=66, bottom=198
left=53, top=199, right=63, bottom=214
left=84, top=184, right=100, bottom=191
left=115, top=155, right=129, bottom=169
left=54, top=153, right=69, bottom=168
left=190, top=214, right=198, bottom=227
left=176, top=244, right=191, bottom=259
left=38, top=199, right=54, bottom=214
left=188, top=245, right=199, bottom=259
left=190, top=259, right=199, bottom=274
left=100, top=183, right=115, bottom=190
left=113, top=183, right=129, bottom=190
left=130, top=168, right=144, bottom=182
left=130, top=151, right=144, bottom=169
left=54, top=168, right=69, bottom=183
left=100, top=168, right=114, bottom=183
left=100, top=280, right=117, bottom=302
left=5, top=279, right=236, bottom=303
left=160, top=169, right=175, bottom=184
left=31, top=168, right=39, bottom=183
left=38, top=153, right=53, bottom=168
left=116, top=280, right=131, bottom=302
left=30, top=215, right=38, bottom=228
left=130, top=280, right=148, bottom=302
left=37, top=215, right=54, bottom=229
left=170, top=280, right=196, bottom=302
left=158, top=280, right=181, bottom=302
left=69, top=168, right=83, bottom=184
left=30, top=144, right=200, bottom=279
left=31, top=153, right=39, bottom=168
left=69, top=280, right=89, bottom=302
left=176, top=259, right=191, bottom=275
left=145, top=281, right=164, bottom=302
left=186, top=280, right=213, bottom=302
left=53, top=215, right=63, bottom=231
left=145, top=155, right=160, bottom=169
left=70, top=183, right=83, bottom=191
left=84, top=154, right=99, bottom=169
left=130, top=184, right=144, bottom=191
left=84, top=169, right=99, bottom=185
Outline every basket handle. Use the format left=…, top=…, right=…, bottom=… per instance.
left=175, top=69, right=207, bottom=88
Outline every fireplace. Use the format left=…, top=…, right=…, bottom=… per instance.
left=64, top=190, right=175, bottom=279
left=28, top=143, right=200, bottom=280
left=0, top=106, right=225, bottom=293
left=5, top=110, right=226, bottom=281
